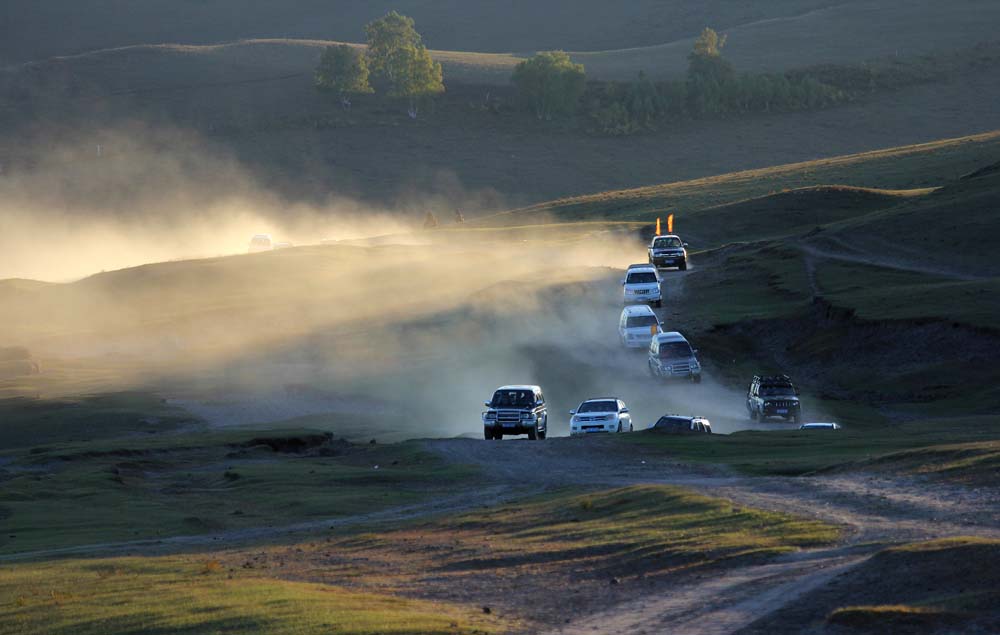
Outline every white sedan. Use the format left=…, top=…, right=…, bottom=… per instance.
left=569, top=398, right=633, bottom=435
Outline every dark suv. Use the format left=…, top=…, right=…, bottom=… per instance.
left=747, top=375, right=801, bottom=423
left=482, top=385, right=548, bottom=440
left=649, top=415, right=712, bottom=434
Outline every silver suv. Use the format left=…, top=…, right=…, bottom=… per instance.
left=622, top=264, right=662, bottom=307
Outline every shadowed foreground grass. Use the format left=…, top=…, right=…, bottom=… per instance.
left=0, top=557, right=499, bottom=635
left=742, top=538, right=1000, bottom=634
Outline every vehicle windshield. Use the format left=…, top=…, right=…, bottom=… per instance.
left=578, top=400, right=617, bottom=413
left=653, top=237, right=682, bottom=248
left=250, top=236, right=270, bottom=245
left=626, top=271, right=658, bottom=284
left=654, top=417, right=690, bottom=428
left=658, top=341, right=693, bottom=358
left=626, top=315, right=659, bottom=328
left=762, top=386, right=796, bottom=396
left=490, top=389, right=535, bottom=408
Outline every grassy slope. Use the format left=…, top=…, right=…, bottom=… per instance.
left=430, top=485, right=839, bottom=570
left=0, top=557, right=499, bottom=635
left=0, top=412, right=475, bottom=555
left=625, top=417, right=1000, bottom=477
left=485, top=130, right=1000, bottom=226
left=739, top=538, right=1000, bottom=634
left=5, top=1, right=999, bottom=82
left=228, top=485, right=838, bottom=620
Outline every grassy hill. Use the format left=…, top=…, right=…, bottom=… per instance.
left=4, top=0, right=998, bottom=81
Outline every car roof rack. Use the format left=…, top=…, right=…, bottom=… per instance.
left=756, top=374, right=794, bottom=384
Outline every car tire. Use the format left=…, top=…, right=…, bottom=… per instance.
left=692, top=374, right=702, bottom=384
left=617, top=422, right=623, bottom=433
left=655, top=300, right=662, bottom=308
left=679, top=260, right=687, bottom=271
left=629, top=424, right=634, bottom=432
left=791, top=413, right=801, bottom=424
left=484, top=428, right=492, bottom=440
left=527, top=426, right=538, bottom=440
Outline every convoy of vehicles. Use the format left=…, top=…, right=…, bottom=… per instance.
left=482, top=385, right=548, bottom=440
left=622, top=264, right=663, bottom=307
left=648, top=332, right=702, bottom=382
left=480, top=233, right=807, bottom=439
left=569, top=399, right=633, bottom=435
left=647, top=235, right=688, bottom=270
left=747, top=374, right=802, bottom=423
left=618, top=305, right=662, bottom=349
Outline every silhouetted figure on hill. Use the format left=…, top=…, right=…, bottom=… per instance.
left=423, top=211, right=439, bottom=229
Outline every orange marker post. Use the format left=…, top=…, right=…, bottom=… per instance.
left=656, top=217, right=661, bottom=235
left=667, top=213, right=674, bottom=234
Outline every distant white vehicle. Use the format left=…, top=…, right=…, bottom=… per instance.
left=248, top=234, right=273, bottom=252
left=570, top=398, right=632, bottom=435
left=799, top=422, right=841, bottom=430
left=622, top=264, right=662, bottom=307
left=648, top=331, right=702, bottom=383
left=274, top=241, right=294, bottom=250
left=618, top=305, right=661, bottom=349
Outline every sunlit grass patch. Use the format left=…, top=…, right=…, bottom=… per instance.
left=444, top=485, right=839, bottom=570
left=0, top=556, right=499, bottom=635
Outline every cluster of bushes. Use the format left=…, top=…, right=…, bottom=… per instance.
left=314, top=11, right=443, bottom=117
left=582, top=28, right=847, bottom=135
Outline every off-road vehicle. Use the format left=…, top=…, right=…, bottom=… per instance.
left=618, top=305, right=661, bottom=349
left=647, top=332, right=702, bottom=382
left=569, top=398, right=632, bottom=435
left=647, top=235, right=688, bottom=270
left=482, top=385, right=548, bottom=440
left=622, top=264, right=662, bottom=307
left=649, top=415, right=712, bottom=434
left=747, top=374, right=801, bottom=423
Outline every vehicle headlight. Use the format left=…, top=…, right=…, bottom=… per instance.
left=665, top=365, right=672, bottom=372
left=691, top=361, right=700, bottom=369
left=521, top=412, right=536, bottom=420
left=604, top=414, right=615, bottom=421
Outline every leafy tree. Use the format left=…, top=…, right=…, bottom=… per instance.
left=626, top=70, right=660, bottom=128
left=688, top=27, right=734, bottom=84
left=387, top=44, right=444, bottom=116
left=511, top=51, right=586, bottom=120
left=364, top=11, right=423, bottom=82
left=364, top=11, right=444, bottom=116
left=314, top=45, right=372, bottom=101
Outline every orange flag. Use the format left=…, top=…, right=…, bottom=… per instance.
left=667, top=213, right=674, bottom=233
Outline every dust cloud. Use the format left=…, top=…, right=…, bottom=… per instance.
left=0, top=124, right=475, bottom=281
left=0, top=124, right=796, bottom=440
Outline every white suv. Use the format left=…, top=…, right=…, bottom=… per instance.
left=622, top=264, right=662, bottom=307
left=569, top=398, right=633, bottom=435
left=648, top=331, right=702, bottom=383
left=618, top=305, right=662, bottom=348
